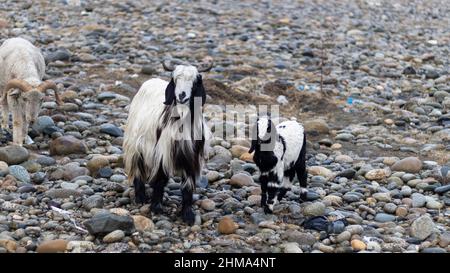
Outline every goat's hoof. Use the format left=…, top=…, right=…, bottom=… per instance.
left=263, top=206, right=273, bottom=214
left=150, top=202, right=164, bottom=214
left=181, top=208, right=195, bottom=225
left=299, top=193, right=308, bottom=203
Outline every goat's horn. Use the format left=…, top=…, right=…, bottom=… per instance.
left=162, top=60, right=175, bottom=72
left=38, top=81, right=63, bottom=105
left=4, top=79, right=33, bottom=93
left=197, top=59, right=214, bottom=72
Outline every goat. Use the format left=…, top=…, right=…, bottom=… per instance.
left=0, top=37, right=62, bottom=145
left=249, top=116, right=308, bottom=213
left=123, top=59, right=213, bottom=225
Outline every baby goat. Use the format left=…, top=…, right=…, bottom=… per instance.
left=249, top=116, right=308, bottom=213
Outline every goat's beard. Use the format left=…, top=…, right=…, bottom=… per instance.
left=170, top=103, right=204, bottom=141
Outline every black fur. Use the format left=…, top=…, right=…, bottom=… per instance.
left=250, top=118, right=309, bottom=212
left=164, top=78, right=176, bottom=105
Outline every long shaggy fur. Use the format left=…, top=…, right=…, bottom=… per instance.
left=123, top=65, right=210, bottom=225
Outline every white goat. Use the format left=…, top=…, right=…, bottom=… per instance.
left=0, top=37, right=62, bottom=145
left=123, top=60, right=212, bottom=225
left=249, top=116, right=308, bottom=213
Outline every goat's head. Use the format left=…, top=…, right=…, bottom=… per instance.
left=162, top=59, right=213, bottom=106
left=5, top=79, right=63, bottom=125
left=249, top=116, right=277, bottom=153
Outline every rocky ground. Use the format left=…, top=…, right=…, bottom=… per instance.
left=0, top=0, right=449, bottom=253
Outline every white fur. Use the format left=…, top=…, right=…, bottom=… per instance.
left=172, top=65, right=198, bottom=104
left=0, top=37, right=46, bottom=145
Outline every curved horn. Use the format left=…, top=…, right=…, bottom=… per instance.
left=197, top=60, right=214, bottom=72
left=4, top=79, right=33, bottom=93
left=38, top=81, right=63, bottom=105
left=162, top=60, right=175, bottom=72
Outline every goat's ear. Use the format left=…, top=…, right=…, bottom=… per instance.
left=164, top=78, right=176, bottom=105
left=193, top=75, right=206, bottom=106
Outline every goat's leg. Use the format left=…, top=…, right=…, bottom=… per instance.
left=11, top=111, right=24, bottom=145
left=1, top=95, right=9, bottom=130
left=297, top=135, right=308, bottom=203
left=133, top=177, right=149, bottom=204
left=265, top=182, right=279, bottom=214
left=278, top=168, right=295, bottom=201
left=260, top=174, right=268, bottom=209
left=180, top=176, right=195, bottom=225
left=150, top=167, right=167, bottom=214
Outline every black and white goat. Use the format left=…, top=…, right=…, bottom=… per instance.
left=123, top=60, right=212, bottom=225
left=249, top=116, right=307, bottom=213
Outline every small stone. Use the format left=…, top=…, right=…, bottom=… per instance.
left=82, top=195, right=104, bottom=210
left=8, top=165, right=30, bottom=183
left=434, top=184, right=450, bottom=194
left=230, top=145, right=249, bottom=158
left=303, top=202, right=326, bottom=216
left=239, top=152, right=254, bottom=162
left=351, top=239, right=366, bottom=251
left=60, top=182, right=79, bottom=190
left=395, top=206, right=408, bottom=217
left=365, top=169, right=389, bottom=180
left=283, top=242, right=302, bottom=253
left=0, top=145, right=29, bottom=165
left=304, top=119, right=330, bottom=134
left=229, top=173, right=255, bottom=187
left=218, top=217, right=238, bottom=234
left=0, top=239, right=17, bottom=253
left=206, top=171, right=221, bottom=182
left=412, top=193, right=426, bottom=208
left=132, top=216, right=154, bottom=232
left=410, top=215, right=435, bottom=240
left=83, top=212, right=135, bottom=235
left=391, top=157, right=422, bottom=173
left=426, top=199, right=443, bottom=210
left=103, top=230, right=125, bottom=243
left=100, top=123, right=123, bottom=137
left=335, top=133, right=354, bottom=141
left=200, top=199, right=216, bottom=211
left=308, top=166, right=333, bottom=178
left=335, top=155, right=353, bottom=163
left=247, top=195, right=261, bottom=206
left=50, top=136, right=88, bottom=155
left=374, top=213, right=396, bottom=223
left=45, top=188, right=82, bottom=199
left=36, top=239, right=68, bottom=253
left=373, top=192, right=391, bottom=202
left=87, top=156, right=110, bottom=175
left=336, top=231, right=351, bottom=243
left=383, top=203, right=397, bottom=214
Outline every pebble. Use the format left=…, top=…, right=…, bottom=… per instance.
left=49, top=136, right=88, bottom=155
left=410, top=215, right=435, bottom=240
left=218, top=217, right=237, bottom=235
left=83, top=212, right=134, bottom=235
left=303, top=202, right=326, bottom=216
left=391, top=157, right=423, bottom=173
left=229, top=173, right=255, bottom=187
left=103, top=230, right=125, bottom=243
left=36, top=239, right=68, bottom=253
left=0, top=146, right=29, bottom=165
left=8, top=165, right=30, bottom=183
